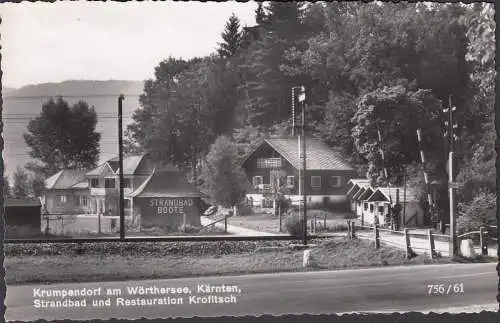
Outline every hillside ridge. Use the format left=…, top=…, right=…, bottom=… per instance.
left=3, top=80, right=145, bottom=98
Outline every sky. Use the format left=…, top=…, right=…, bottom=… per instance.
left=0, top=1, right=257, bottom=89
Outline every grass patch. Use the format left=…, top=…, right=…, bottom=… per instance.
left=228, top=211, right=358, bottom=234
left=6, top=237, right=490, bottom=285
left=228, top=213, right=283, bottom=233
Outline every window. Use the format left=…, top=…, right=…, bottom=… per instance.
left=257, top=158, right=282, bottom=169
left=90, top=178, right=99, bottom=188
left=124, top=178, right=133, bottom=189
left=78, top=196, right=88, bottom=207
left=252, top=176, right=263, bottom=187
left=329, top=176, right=341, bottom=188
left=286, top=176, right=295, bottom=187
left=378, top=206, right=384, bottom=214
left=105, top=178, right=116, bottom=188
left=311, top=176, right=321, bottom=188
left=369, top=204, right=374, bottom=213
left=364, top=203, right=368, bottom=211
left=59, top=195, right=66, bottom=203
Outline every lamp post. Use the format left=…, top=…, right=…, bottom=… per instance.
left=443, top=96, right=458, bottom=257
left=296, top=86, right=307, bottom=245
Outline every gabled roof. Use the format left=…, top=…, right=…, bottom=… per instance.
left=245, top=138, right=355, bottom=171
left=109, top=155, right=146, bottom=175
left=367, top=187, right=419, bottom=203
left=347, top=185, right=362, bottom=196
left=347, top=179, right=371, bottom=195
left=70, top=179, right=89, bottom=189
left=5, top=198, right=41, bottom=207
left=352, top=187, right=367, bottom=200
left=85, top=162, right=114, bottom=176
left=86, top=154, right=148, bottom=176
left=45, top=169, right=88, bottom=190
left=356, top=186, right=376, bottom=201
left=130, top=165, right=201, bottom=198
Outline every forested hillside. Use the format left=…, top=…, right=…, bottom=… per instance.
left=125, top=2, right=495, bottom=228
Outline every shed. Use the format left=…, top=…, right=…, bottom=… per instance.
left=366, top=187, right=424, bottom=227
left=130, top=166, right=202, bottom=231
left=5, top=198, right=42, bottom=237
left=347, top=179, right=371, bottom=212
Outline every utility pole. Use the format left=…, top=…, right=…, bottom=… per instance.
left=118, top=94, right=125, bottom=240
left=443, top=96, right=458, bottom=257
left=297, top=86, right=307, bottom=245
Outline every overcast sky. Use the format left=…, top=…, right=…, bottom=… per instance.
left=0, top=1, right=257, bottom=88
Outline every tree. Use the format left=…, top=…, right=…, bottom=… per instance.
left=23, top=97, right=100, bottom=177
left=255, top=2, right=267, bottom=25
left=351, top=85, right=444, bottom=185
left=12, top=166, right=30, bottom=199
left=200, top=136, right=249, bottom=216
left=28, top=172, right=46, bottom=198
left=457, top=191, right=496, bottom=235
left=3, top=175, right=11, bottom=198
left=264, top=170, right=292, bottom=216
left=217, top=13, right=243, bottom=59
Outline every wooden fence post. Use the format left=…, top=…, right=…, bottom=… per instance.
left=324, top=215, right=327, bottom=231
left=404, top=228, right=411, bottom=259
left=279, top=212, right=282, bottom=232
left=347, top=220, right=352, bottom=239
left=428, top=229, right=436, bottom=259
left=480, top=227, right=488, bottom=256
left=352, top=221, right=356, bottom=238
left=224, top=216, right=227, bottom=233
left=374, top=224, right=380, bottom=249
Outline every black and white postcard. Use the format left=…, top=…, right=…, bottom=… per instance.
left=0, top=1, right=498, bottom=322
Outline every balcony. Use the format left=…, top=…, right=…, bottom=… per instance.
left=256, top=158, right=282, bottom=169
left=254, top=184, right=272, bottom=195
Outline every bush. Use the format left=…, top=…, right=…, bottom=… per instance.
left=457, top=192, right=496, bottom=236
left=285, top=210, right=304, bottom=236
left=237, top=201, right=254, bottom=216
left=179, top=224, right=200, bottom=234
left=6, top=225, right=41, bottom=239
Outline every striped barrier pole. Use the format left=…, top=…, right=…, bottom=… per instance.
left=416, top=129, right=435, bottom=227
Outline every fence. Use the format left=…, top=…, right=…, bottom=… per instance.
left=355, top=222, right=447, bottom=259
left=354, top=221, right=497, bottom=258
left=198, top=214, right=229, bottom=234
left=41, top=214, right=121, bottom=236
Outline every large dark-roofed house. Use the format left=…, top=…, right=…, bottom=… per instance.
left=130, top=165, right=202, bottom=231
left=242, top=138, right=358, bottom=208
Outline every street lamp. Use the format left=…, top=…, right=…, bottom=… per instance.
left=293, top=86, right=307, bottom=245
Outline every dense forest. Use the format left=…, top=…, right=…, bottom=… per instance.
left=125, top=2, right=495, bottom=230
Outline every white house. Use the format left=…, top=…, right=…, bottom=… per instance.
left=365, top=187, right=425, bottom=227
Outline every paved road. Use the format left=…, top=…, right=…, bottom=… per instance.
left=6, top=262, right=498, bottom=321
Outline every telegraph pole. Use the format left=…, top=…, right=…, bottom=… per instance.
left=118, top=94, right=125, bottom=240
left=443, top=96, right=458, bottom=257
left=297, top=86, right=308, bottom=245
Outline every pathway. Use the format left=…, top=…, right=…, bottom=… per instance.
left=200, top=216, right=288, bottom=237
left=356, top=229, right=498, bottom=258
